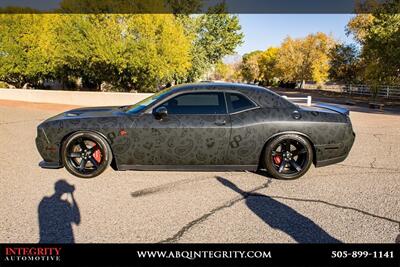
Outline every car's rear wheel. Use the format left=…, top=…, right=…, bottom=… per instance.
left=264, top=134, right=313, bottom=180
left=62, top=132, right=112, bottom=178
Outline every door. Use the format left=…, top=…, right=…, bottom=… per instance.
left=224, top=92, right=262, bottom=166
left=128, top=91, right=231, bottom=166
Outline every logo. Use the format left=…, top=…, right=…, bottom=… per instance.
left=2, top=247, right=62, bottom=263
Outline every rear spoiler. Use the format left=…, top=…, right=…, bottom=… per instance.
left=314, top=103, right=350, bottom=116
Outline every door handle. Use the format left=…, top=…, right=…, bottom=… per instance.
left=215, top=120, right=226, bottom=126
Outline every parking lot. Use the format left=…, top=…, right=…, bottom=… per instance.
left=0, top=99, right=399, bottom=243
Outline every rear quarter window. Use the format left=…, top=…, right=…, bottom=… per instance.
left=226, top=93, right=256, bottom=113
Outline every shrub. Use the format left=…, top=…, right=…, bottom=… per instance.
left=0, top=81, right=9, bottom=88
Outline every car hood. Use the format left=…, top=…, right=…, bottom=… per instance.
left=64, top=106, right=123, bottom=117
left=43, top=106, right=126, bottom=123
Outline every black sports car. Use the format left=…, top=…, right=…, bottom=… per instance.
left=36, top=82, right=355, bottom=179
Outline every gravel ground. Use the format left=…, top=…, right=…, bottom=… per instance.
left=0, top=100, right=399, bottom=243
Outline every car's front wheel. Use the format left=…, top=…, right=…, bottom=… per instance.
left=263, top=134, right=313, bottom=180
left=62, top=131, right=112, bottom=178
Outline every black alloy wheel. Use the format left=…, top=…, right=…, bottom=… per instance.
left=264, top=134, right=313, bottom=180
left=62, top=132, right=112, bottom=178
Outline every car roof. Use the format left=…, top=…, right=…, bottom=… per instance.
left=170, top=82, right=267, bottom=92
left=163, top=82, right=295, bottom=109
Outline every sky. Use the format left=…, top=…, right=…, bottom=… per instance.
left=235, top=14, right=356, bottom=56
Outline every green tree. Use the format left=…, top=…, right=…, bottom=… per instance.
left=0, top=3, right=243, bottom=91
left=0, top=14, right=193, bottom=92
left=184, top=4, right=244, bottom=82
left=0, top=14, right=58, bottom=87
left=329, top=43, right=361, bottom=84
left=345, top=0, right=400, bottom=99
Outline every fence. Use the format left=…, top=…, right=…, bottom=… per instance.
left=303, top=83, right=400, bottom=99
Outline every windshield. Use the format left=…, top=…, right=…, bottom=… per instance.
left=125, top=88, right=172, bottom=114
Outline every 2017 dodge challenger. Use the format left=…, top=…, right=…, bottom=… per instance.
left=36, top=83, right=355, bottom=179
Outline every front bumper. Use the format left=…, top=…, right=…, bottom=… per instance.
left=36, top=127, right=62, bottom=168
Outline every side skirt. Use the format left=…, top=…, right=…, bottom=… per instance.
left=39, top=161, right=63, bottom=169
left=117, top=164, right=258, bottom=172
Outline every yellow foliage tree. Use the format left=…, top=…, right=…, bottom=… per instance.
left=275, top=32, right=335, bottom=86
left=258, top=47, right=279, bottom=84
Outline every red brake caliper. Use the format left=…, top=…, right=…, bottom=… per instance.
left=273, top=154, right=282, bottom=165
left=92, top=145, right=102, bottom=163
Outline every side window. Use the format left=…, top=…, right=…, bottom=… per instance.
left=161, top=92, right=227, bottom=115
left=226, top=93, right=256, bottom=113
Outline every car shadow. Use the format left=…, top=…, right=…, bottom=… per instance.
left=38, top=180, right=80, bottom=243
left=216, top=176, right=341, bottom=243
left=252, top=169, right=275, bottom=179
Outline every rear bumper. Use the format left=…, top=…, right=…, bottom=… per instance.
left=39, top=161, right=63, bottom=169
left=315, top=130, right=355, bottom=168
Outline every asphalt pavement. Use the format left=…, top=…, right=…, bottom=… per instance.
left=0, top=100, right=399, bottom=243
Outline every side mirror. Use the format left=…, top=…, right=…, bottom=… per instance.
left=153, top=106, right=168, bottom=120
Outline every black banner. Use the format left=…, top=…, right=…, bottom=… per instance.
left=0, top=244, right=399, bottom=267
left=0, top=0, right=396, bottom=14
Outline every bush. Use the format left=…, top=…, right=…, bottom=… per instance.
left=0, top=81, right=9, bottom=88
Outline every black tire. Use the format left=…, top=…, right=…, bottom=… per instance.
left=263, top=134, right=313, bottom=180
left=62, top=131, right=112, bottom=178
